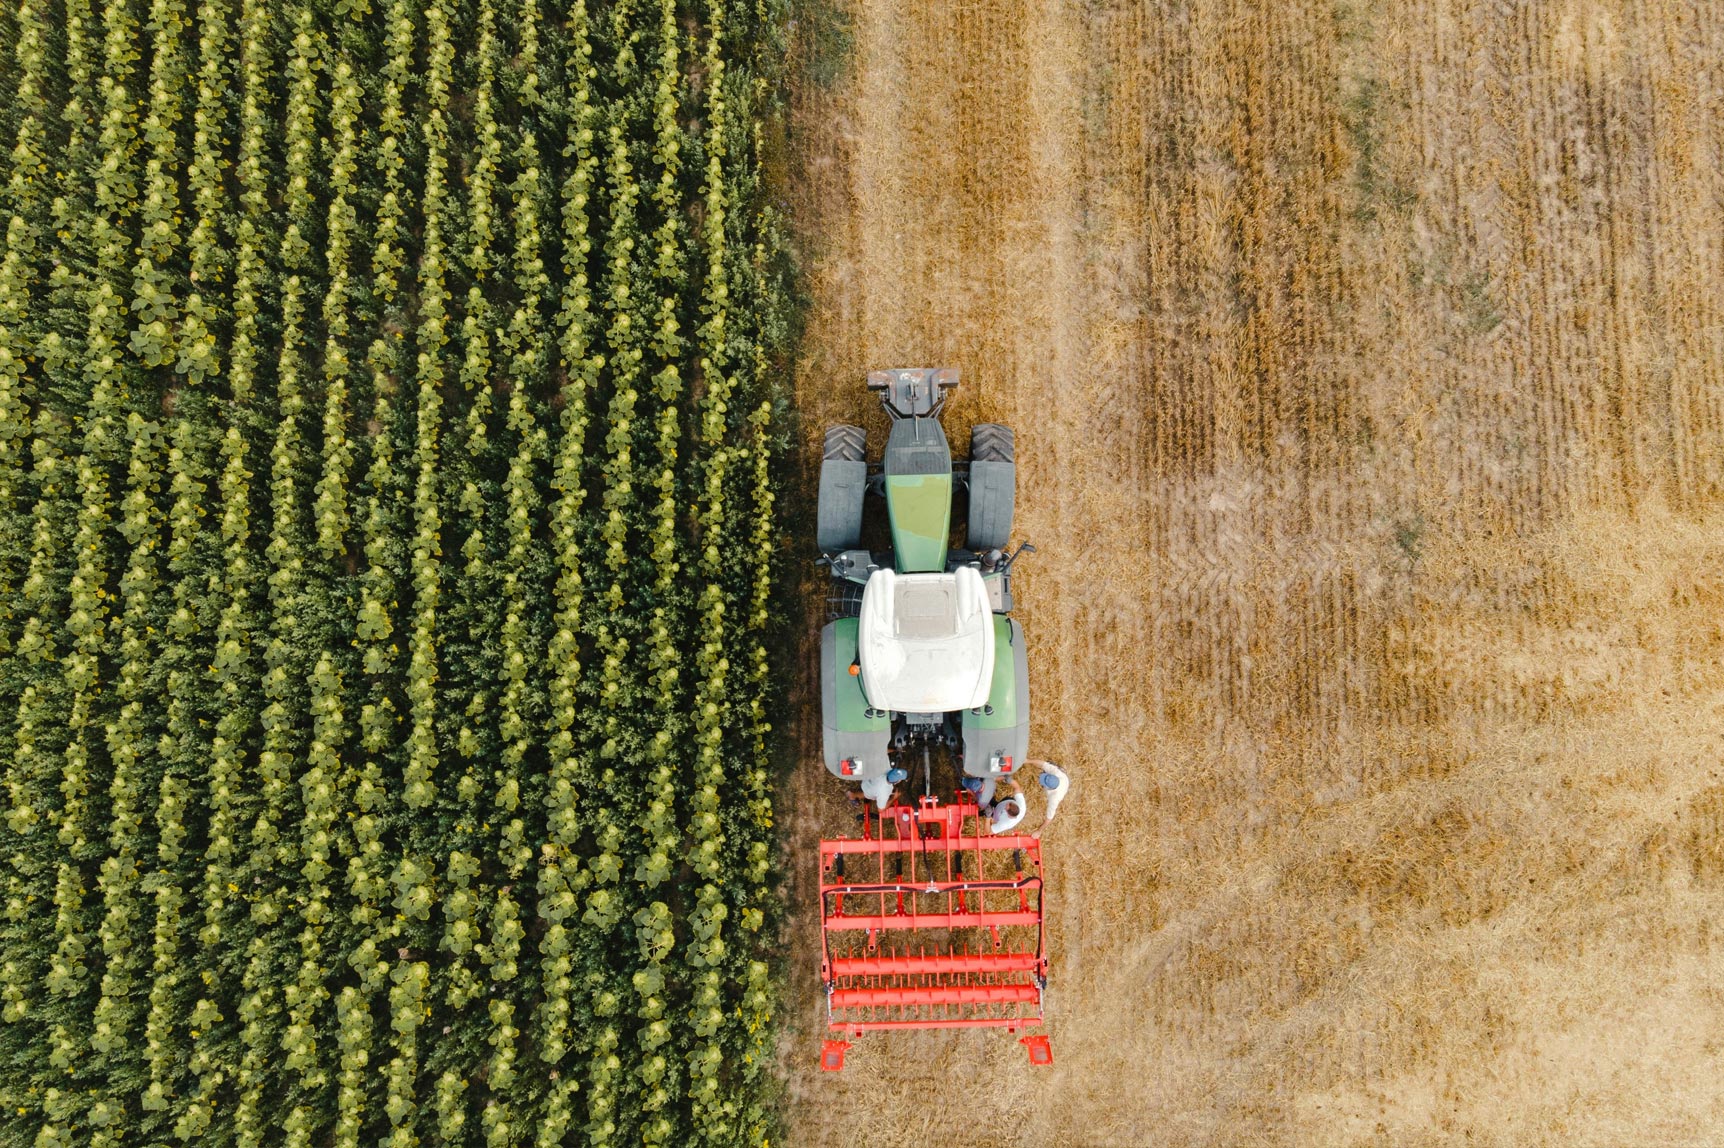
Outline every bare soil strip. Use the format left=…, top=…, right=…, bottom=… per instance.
left=783, top=2, right=1724, bottom=1144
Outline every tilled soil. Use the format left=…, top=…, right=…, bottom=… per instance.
left=780, top=2, right=1724, bottom=1145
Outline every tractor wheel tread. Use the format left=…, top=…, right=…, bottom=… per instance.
left=823, top=424, right=867, bottom=461
left=970, top=423, right=1014, bottom=463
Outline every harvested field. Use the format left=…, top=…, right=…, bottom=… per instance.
left=780, top=1, right=1724, bottom=1145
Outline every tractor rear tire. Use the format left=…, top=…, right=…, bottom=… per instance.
left=967, top=423, right=1015, bottom=552
left=818, top=425, right=868, bottom=552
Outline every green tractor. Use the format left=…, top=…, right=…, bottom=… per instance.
left=813, top=369, right=1060, bottom=1065
left=816, top=368, right=1034, bottom=810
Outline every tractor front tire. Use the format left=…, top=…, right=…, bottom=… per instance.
left=970, top=422, right=1014, bottom=463
left=818, top=425, right=868, bottom=552
left=967, top=423, right=1015, bottom=552
left=824, top=424, right=866, bottom=461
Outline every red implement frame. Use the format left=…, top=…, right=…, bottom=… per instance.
left=818, top=795, right=1052, bottom=1070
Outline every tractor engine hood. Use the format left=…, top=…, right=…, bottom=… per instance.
left=857, top=567, right=995, bottom=713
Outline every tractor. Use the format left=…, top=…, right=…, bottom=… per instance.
left=813, top=368, right=1055, bottom=1070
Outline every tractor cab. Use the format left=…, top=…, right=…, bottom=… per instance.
left=856, top=567, right=995, bottom=713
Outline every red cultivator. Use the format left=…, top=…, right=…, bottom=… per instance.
left=817, top=795, right=1053, bottom=1070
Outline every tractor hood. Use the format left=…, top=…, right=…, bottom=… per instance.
left=857, top=567, right=995, bottom=713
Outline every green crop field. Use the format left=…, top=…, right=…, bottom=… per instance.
left=0, top=0, right=791, bottom=1144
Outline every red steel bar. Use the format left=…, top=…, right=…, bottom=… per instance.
left=831, top=984, right=1041, bottom=1008
left=836, top=1017, right=1044, bottom=1033
left=828, top=951, right=1040, bottom=977
left=820, top=833, right=1043, bottom=856
left=824, top=909, right=1041, bottom=931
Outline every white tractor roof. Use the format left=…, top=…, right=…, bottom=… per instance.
left=858, top=567, right=995, bottom=713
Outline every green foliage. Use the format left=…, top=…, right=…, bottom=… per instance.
left=0, top=0, right=794, bottom=1144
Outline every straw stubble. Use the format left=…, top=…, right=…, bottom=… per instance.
left=784, top=0, right=1724, bottom=1144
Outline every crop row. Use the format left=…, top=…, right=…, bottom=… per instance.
left=0, top=0, right=791, bottom=1145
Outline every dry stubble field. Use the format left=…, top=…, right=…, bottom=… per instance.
left=777, top=1, right=1724, bottom=1144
